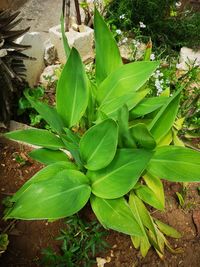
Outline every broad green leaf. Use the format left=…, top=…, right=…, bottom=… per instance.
left=24, top=89, right=65, bottom=134
left=29, top=148, right=71, bottom=165
left=80, top=119, right=118, bottom=171
left=97, top=61, right=159, bottom=107
left=12, top=162, right=76, bottom=201
left=143, top=172, right=165, bottom=209
left=90, top=195, right=142, bottom=236
left=60, top=14, right=71, bottom=59
left=157, top=130, right=172, bottom=146
left=117, top=105, right=136, bottom=148
left=172, top=129, right=185, bottom=147
left=56, top=47, right=89, bottom=128
left=129, top=123, right=156, bottom=149
left=155, top=219, right=181, bottom=238
left=174, top=117, right=185, bottom=131
left=88, top=149, right=152, bottom=199
left=6, top=170, right=91, bottom=219
left=131, top=236, right=141, bottom=249
left=147, top=146, right=200, bottom=182
left=135, top=185, right=164, bottom=210
left=99, top=87, right=149, bottom=118
left=94, top=8, right=122, bottom=85
left=5, top=129, right=64, bottom=150
left=148, top=89, right=181, bottom=142
left=129, top=192, right=157, bottom=238
left=129, top=192, right=151, bottom=257
left=160, top=88, right=170, bottom=97
left=129, top=97, right=168, bottom=119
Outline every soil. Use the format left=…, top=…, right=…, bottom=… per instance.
left=0, top=137, right=200, bottom=267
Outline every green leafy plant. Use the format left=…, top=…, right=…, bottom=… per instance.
left=4, top=9, right=200, bottom=258
left=106, top=0, right=200, bottom=50
left=41, top=214, right=108, bottom=267
left=0, top=233, right=9, bottom=255
left=17, top=86, right=46, bottom=127
left=0, top=10, right=32, bottom=125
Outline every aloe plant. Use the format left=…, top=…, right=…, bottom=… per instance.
left=4, top=9, right=200, bottom=258
left=0, top=10, right=31, bottom=125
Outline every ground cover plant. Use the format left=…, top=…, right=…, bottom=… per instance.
left=41, top=214, right=108, bottom=267
left=4, top=9, right=200, bottom=258
left=106, top=0, right=200, bottom=50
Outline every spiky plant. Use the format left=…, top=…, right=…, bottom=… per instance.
left=0, top=9, right=31, bottom=126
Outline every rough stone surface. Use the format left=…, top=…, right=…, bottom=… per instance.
left=177, top=47, right=200, bottom=70
left=44, top=39, right=56, bottom=66
left=16, top=32, right=45, bottom=87
left=49, top=25, right=94, bottom=64
left=39, top=64, right=61, bottom=88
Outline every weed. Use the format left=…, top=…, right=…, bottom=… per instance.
left=41, top=214, right=108, bottom=267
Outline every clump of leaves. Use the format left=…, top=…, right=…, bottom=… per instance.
left=4, top=9, right=200, bottom=259
left=17, top=86, right=46, bottom=127
left=0, top=10, right=32, bottom=125
left=0, top=233, right=9, bottom=255
left=41, top=214, right=108, bottom=267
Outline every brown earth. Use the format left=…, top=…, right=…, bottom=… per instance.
left=0, top=137, right=200, bottom=267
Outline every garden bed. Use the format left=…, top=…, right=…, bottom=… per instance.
left=0, top=137, right=200, bottom=266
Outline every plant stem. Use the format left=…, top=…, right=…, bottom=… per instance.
left=74, top=0, right=82, bottom=25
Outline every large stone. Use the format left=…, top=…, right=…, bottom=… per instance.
left=16, top=32, right=45, bottom=87
left=177, top=47, right=200, bottom=70
left=49, top=25, right=94, bottom=64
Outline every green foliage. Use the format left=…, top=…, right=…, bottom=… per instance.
left=0, top=233, right=9, bottom=255
left=41, top=215, right=108, bottom=267
left=0, top=10, right=31, bottom=124
left=18, top=87, right=47, bottom=127
left=106, top=0, right=200, bottom=50
left=4, top=9, right=200, bottom=258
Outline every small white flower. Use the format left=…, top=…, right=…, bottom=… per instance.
left=116, top=29, right=122, bottom=35
left=160, top=79, right=164, bottom=84
left=139, top=21, right=146, bottom=28
left=155, top=79, right=163, bottom=95
left=176, top=1, right=181, bottom=7
left=150, top=53, right=155, bottom=61
left=119, top=14, right=125, bottom=19
left=166, top=79, right=170, bottom=84
left=132, top=39, right=141, bottom=48
left=122, top=37, right=128, bottom=44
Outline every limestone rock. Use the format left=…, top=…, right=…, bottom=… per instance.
left=177, top=47, right=200, bottom=70
left=16, top=32, right=45, bottom=87
left=49, top=25, right=94, bottom=64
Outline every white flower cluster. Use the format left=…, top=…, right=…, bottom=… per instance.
left=153, top=70, right=164, bottom=95
left=116, top=29, right=122, bottom=35
left=150, top=53, right=155, bottom=61
left=119, top=14, right=126, bottom=19
left=139, top=21, right=146, bottom=28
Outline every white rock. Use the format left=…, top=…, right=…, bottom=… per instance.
left=49, top=25, right=94, bottom=64
left=39, top=64, right=61, bottom=88
left=177, top=47, right=200, bottom=70
left=44, top=39, right=56, bottom=66
left=0, top=49, right=7, bottom=57
left=16, top=32, right=45, bottom=87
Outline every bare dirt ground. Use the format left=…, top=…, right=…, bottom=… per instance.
left=1, top=137, right=200, bottom=267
